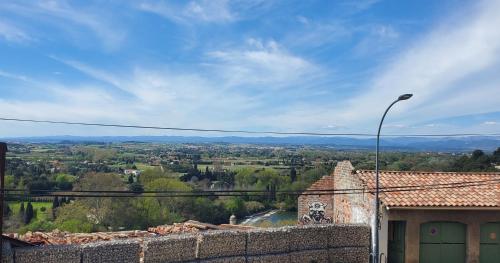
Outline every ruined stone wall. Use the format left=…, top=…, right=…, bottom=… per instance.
left=297, top=175, right=335, bottom=224
left=332, top=161, right=373, bottom=225
left=4, top=224, right=370, bottom=263
left=298, top=193, right=334, bottom=224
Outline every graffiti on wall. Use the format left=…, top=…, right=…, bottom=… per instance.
left=300, top=201, right=333, bottom=224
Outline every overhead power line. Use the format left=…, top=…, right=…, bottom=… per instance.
left=5, top=177, right=500, bottom=195
left=5, top=178, right=500, bottom=198
left=0, top=117, right=499, bottom=137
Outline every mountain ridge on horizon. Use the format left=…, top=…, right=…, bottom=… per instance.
left=2, top=135, right=499, bottom=152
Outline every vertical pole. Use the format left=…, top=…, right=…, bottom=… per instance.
left=374, top=99, right=399, bottom=263
left=0, top=142, right=7, bottom=261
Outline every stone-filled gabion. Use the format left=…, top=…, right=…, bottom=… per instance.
left=288, top=224, right=330, bottom=251
left=247, top=254, right=290, bottom=263
left=246, top=227, right=290, bottom=255
left=196, top=231, right=246, bottom=259
left=329, top=224, right=370, bottom=248
left=15, top=245, right=81, bottom=263
left=289, top=249, right=329, bottom=263
left=81, top=240, right=141, bottom=263
left=199, top=256, right=246, bottom=263
left=2, top=245, right=14, bottom=263
left=143, top=233, right=197, bottom=263
left=10, top=224, right=371, bottom=263
left=329, top=247, right=370, bottom=263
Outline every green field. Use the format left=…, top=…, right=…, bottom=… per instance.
left=8, top=201, right=52, bottom=221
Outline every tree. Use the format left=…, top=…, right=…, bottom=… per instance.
left=55, top=202, right=94, bottom=233
left=128, top=182, right=144, bottom=193
left=24, top=202, right=34, bottom=224
left=75, top=173, right=126, bottom=225
left=493, top=147, right=500, bottom=163
left=290, top=167, right=297, bottom=182
left=19, top=202, right=25, bottom=219
left=52, top=196, right=59, bottom=209
left=223, top=197, right=247, bottom=218
left=145, top=178, right=192, bottom=214
left=3, top=203, right=11, bottom=217
left=472, top=150, right=485, bottom=159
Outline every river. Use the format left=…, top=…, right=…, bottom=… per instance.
left=238, top=210, right=297, bottom=226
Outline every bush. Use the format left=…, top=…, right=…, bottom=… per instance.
left=58, top=219, right=93, bottom=233
left=223, top=197, right=247, bottom=218
left=19, top=219, right=55, bottom=234
left=40, top=207, right=47, bottom=212
left=244, top=201, right=265, bottom=214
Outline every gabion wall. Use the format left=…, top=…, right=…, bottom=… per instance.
left=4, top=224, right=370, bottom=263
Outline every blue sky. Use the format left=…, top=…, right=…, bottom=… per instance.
left=0, top=0, right=499, bottom=137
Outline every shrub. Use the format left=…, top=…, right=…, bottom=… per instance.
left=245, top=201, right=265, bottom=214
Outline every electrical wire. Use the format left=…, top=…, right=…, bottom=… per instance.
left=4, top=176, right=500, bottom=194
left=4, top=178, right=500, bottom=198
left=1, top=117, right=499, bottom=137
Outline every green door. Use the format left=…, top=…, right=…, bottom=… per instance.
left=480, top=222, right=500, bottom=263
left=419, top=222, right=466, bottom=263
left=388, top=221, right=406, bottom=263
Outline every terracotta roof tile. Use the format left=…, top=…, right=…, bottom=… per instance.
left=356, top=170, right=500, bottom=208
left=307, top=175, right=335, bottom=191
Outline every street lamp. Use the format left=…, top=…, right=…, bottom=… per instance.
left=373, top=94, right=412, bottom=263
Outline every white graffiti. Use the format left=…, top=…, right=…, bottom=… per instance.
left=300, top=201, right=332, bottom=224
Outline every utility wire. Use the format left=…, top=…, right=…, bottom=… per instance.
left=5, top=178, right=500, bottom=198
left=1, top=117, right=499, bottom=137
left=5, top=177, right=500, bottom=194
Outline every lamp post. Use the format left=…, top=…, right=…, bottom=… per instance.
left=373, top=94, right=412, bottom=263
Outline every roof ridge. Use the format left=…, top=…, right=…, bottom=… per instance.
left=357, top=170, right=500, bottom=175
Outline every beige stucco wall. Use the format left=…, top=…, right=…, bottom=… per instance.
left=388, top=209, right=500, bottom=263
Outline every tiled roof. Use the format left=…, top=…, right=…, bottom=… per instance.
left=356, top=170, right=500, bottom=208
left=307, top=175, right=335, bottom=191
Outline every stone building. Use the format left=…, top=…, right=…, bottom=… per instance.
left=298, top=160, right=500, bottom=263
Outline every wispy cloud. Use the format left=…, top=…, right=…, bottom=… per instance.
left=204, top=39, right=322, bottom=90
left=338, top=0, right=500, bottom=126
left=483, top=121, right=498, bottom=125
left=138, top=0, right=234, bottom=24
left=0, top=1, right=126, bottom=50
left=0, top=20, right=33, bottom=43
left=0, top=70, right=32, bottom=82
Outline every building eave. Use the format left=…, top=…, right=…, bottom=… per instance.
left=386, top=206, right=500, bottom=211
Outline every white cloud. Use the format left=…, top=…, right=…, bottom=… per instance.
left=341, top=0, right=380, bottom=12
left=0, top=20, right=32, bottom=43
left=138, top=0, right=234, bottom=24
left=205, top=39, right=322, bottom=89
left=337, top=0, right=500, bottom=126
left=0, top=1, right=126, bottom=50
left=0, top=70, right=32, bottom=82
left=483, top=121, right=498, bottom=125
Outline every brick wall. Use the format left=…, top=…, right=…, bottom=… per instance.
left=332, top=161, right=373, bottom=225
left=298, top=174, right=335, bottom=224
left=297, top=161, right=374, bottom=226
left=4, top=225, right=370, bottom=263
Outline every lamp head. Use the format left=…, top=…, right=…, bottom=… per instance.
left=398, top=94, right=413, bottom=101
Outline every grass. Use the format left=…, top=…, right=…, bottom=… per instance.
left=8, top=201, right=52, bottom=221
left=135, top=163, right=156, bottom=170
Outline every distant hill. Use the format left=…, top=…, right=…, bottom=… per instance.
left=2, top=135, right=499, bottom=152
